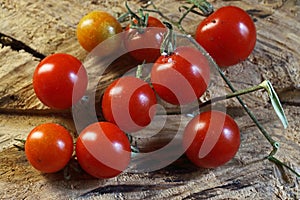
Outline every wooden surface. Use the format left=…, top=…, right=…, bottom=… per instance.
left=0, top=0, right=299, bottom=199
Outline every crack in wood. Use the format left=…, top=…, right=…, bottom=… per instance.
left=0, top=32, right=46, bottom=60
left=79, top=183, right=184, bottom=197
left=182, top=180, right=254, bottom=199
left=247, top=9, right=273, bottom=19
left=278, top=87, right=300, bottom=106
left=0, top=107, right=71, bottom=116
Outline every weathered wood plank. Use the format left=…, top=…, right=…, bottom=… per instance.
left=0, top=0, right=299, bottom=199
left=0, top=105, right=299, bottom=199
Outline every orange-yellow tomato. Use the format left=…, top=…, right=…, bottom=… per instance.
left=76, top=11, right=122, bottom=53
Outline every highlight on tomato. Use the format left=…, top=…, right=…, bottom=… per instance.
left=182, top=110, right=240, bottom=168
left=75, top=122, right=131, bottom=179
left=33, top=53, right=88, bottom=110
left=102, top=76, right=157, bottom=133
left=76, top=11, right=122, bottom=54
left=195, top=6, right=256, bottom=67
left=25, top=123, right=74, bottom=173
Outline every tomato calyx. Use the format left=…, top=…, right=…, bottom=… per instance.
left=125, top=1, right=149, bottom=31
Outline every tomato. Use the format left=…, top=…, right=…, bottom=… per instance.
left=102, top=76, right=157, bottom=133
left=25, top=123, right=74, bottom=173
left=33, top=53, right=88, bottom=110
left=76, top=11, right=122, bottom=53
left=182, top=110, right=240, bottom=168
left=195, top=6, right=256, bottom=67
left=124, top=16, right=166, bottom=63
left=150, top=46, right=210, bottom=105
left=75, top=122, right=131, bottom=179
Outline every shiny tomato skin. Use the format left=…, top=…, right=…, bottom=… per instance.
left=75, top=122, right=131, bottom=179
left=151, top=46, right=210, bottom=105
left=33, top=53, right=88, bottom=110
left=124, top=16, right=166, bottom=63
left=77, top=11, right=122, bottom=53
left=183, top=111, right=240, bottom=168
left=25, top=123, right=74, bottom=173
left=195, top=6, right=256, bottom=67
left=102, top=76, right=157, bottom=133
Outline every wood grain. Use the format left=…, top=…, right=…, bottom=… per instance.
left=0, top=0, right=299, bottom=199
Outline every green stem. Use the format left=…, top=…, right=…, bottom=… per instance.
left=177, top=5, right=196, bottom=33
left=141, top=0, right=213, bottom=34
left=186, top=0, right=214, bottom=16
left=161, top=22, right=176, bottom=55
left=216, top=67, right=278, bottom=147
left=199, top=84, right=265, bottom=108
left=125, top=0, right=140, bottom=22
left=117, top=12, right=130, bottom=23
left=141, top=1, right=188, bottom=34
left=136, top=61, right=146, bottom=79
left=268, top=156, right=300, bottom=177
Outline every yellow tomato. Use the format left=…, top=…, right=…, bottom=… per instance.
left=76, top=11, right=122, bottom=53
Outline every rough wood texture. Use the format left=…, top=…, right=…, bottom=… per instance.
left=0, top=0, right=299, bottom=199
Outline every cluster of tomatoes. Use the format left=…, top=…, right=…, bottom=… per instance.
left=24, top=2, right=256, bottom=179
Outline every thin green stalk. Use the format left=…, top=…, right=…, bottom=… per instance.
left=199, top=84, right=264, bottom=108
left=141, top=0, right=213, bottom=33
left=185, top=0, right=214, bottom=16
left=161, top=22, right=176, bottom=55
left=177, top=5, right=196, bottom=33
left=268, top=156, right=300, bottom=177
left=140, top=1, right=189, bottom=34
left=136, top=61, right=146, bottom=79
left=125, top=0, right=140, bottom=21
left=216, top=67, right=278, bottom=148
left=117, top=12, right=130, bottom=23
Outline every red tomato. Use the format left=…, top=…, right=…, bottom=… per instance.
left=182, top=110, right=240, bottom=168
left=75, top=122, right=131, bottom=179
left=33, top=53, right=88, bottom=110
left=124, top=16, right=166, bottom=63
left=102, top=76, right=157, bottom=133
left=195, top=6, right=256, bottom=67
left=25, top=123, right=74, bottom=173
left=77, top=11, right=122, bottom=53
left=150, top=46, right=210, bottom=105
